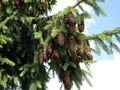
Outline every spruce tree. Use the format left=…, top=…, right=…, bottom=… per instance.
left=0, top=0, right=120, bottom=90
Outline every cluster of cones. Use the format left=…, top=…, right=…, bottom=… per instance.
left=63, top=11, right=93, bottom=64
left=38, top=11, right=93, bottom=90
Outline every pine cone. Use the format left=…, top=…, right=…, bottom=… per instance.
left=38, top=49, right=44, bottom=65
left=77, top=49, right=84, bottom=56
left=78, top=20, right=84, bottom=32
left=69, top=25, right=76, bottom=33
left=54, top=31, right=65, bottom=46
left=75, top=37, right=82, bottom=45
left=63, top=11, right=76, bottom=25
left=51, top=49, right=59, bottom=62
left=62, top=71, right=71, bottom=85
left=62, top=70, right=72, bottom=90
left=47, top=42, right=54, bottom=55
left=68, top=35, right=77, bottom=62
left=84, top=48, right=93, bottom=60
left=63, top=13, right=69, bottom=24
left=86, top=52, right=93, bottom=60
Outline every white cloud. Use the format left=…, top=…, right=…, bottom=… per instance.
left=81, top=52, right=120, bottom=90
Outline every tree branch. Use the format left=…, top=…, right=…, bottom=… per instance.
left=0, top=10, right=18, bottom=29
left=73, top=0, right=83, bottom=8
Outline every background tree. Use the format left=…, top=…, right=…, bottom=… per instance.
left=0, top=0, right=120, bottom=90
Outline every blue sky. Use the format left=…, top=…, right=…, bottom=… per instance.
left=87, top=0, right=120, bottom=61
left=88, top=0, right=120, bottom=34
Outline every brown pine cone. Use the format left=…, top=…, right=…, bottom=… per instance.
left=62, top=71, right=71, bottom=85
left=63, top=13, right=69, bottom=24
left=63, top=11, right=76, bottom=25
left=54, top=31, right=65, bottom=46
left=38, top=49, right=44, bottom=65
left=86, top=52, right=93, bottom=60
left=78, top=20, right=84, bottom=32
left=68, top=35, right=77, bottom=62
left=75, top=37, right=82, bottom=45
left=62, top=70, right=72, bottom=90
left=77, top=49, right=84, bottom=56
left=47, top=42, right=54, bottom=55
left=51, top=49, right=59, bottom=62
left=84, top=48, right=93, bottom=60
left=69, top=25, right=76, bottom=33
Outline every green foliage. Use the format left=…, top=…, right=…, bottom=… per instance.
left=0, top=0, right=120, bottom=90
left=87, top=27, right=120, bottom=54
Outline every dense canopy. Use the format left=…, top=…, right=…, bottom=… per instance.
left=0, top=0, right=120, bottom=90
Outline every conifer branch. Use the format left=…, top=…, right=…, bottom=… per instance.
left=0, top=10, right=18, bottom=29
left=87, top=27, right=120, bottom=40
left=73, top=0, right=83, bottom=8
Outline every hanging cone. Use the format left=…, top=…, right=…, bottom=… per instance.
left=47, top=41, right=54, bottom=55
left=38, top=49, right=44, bottom=65
left=68, top=35, right=77, bottom=62
left=63, top=11, right=76, bottom=25
left=77, top=49, right=84, bottom=56
left=78, top=20, right=84, bottom=32
left=84, top=48, right=93, bottom=60
left=69, top=25, right=76, bottom=33
left=54, top=31, right=65, bottom=46
left=51, top=49, right=59, bottom=62
left=62, top=70, right=72, bottom=90
left=75, top=37, right=82, bottom=45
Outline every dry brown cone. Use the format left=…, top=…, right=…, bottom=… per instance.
left=62, top=70, right=72, bottom=90
left=77, top=49, right=84, bottom=56
left=68, top=35, right=77, bottom=62
left=78, top=20, right=85, bottom=32
left=69, top=25, right=76, bottom=33
left=38, top=49, right=44, bottom=65
left=63, top=11, right=76, bottom=25
left=51, top=49, right=59, bottom=62
left=54, top=31, right=65, bottom=46
left=75, top=37, right=82, bottom=45
left=84, top=48, right=93, bottom=60
left=47, top=42, right=54, bottom=55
